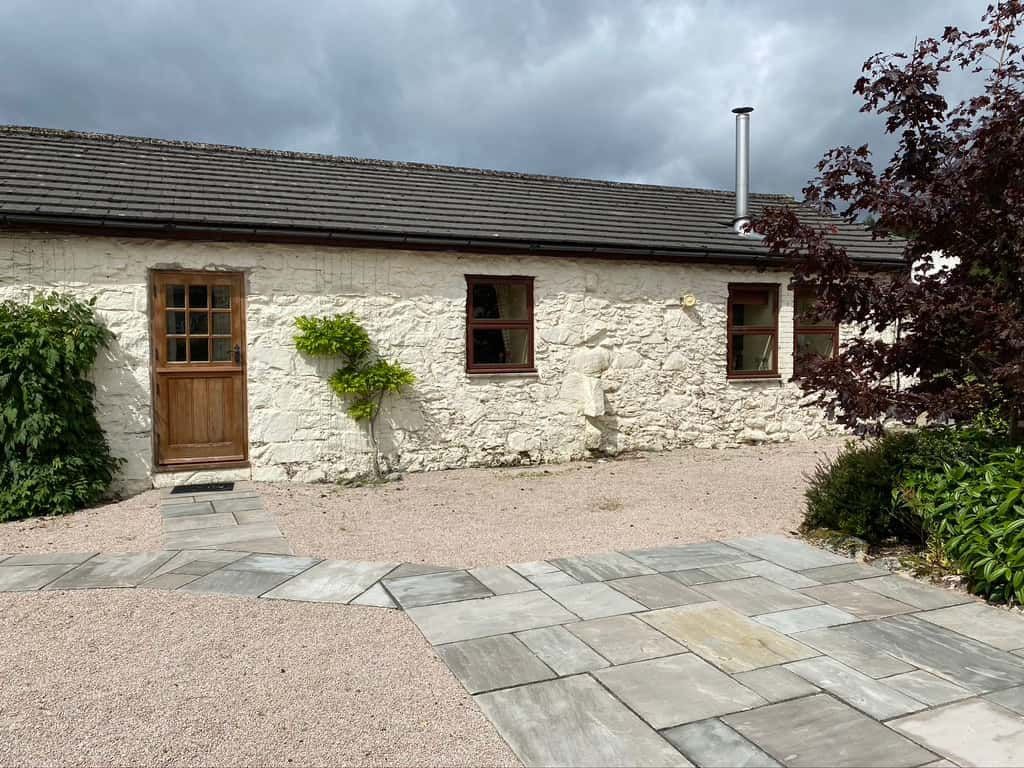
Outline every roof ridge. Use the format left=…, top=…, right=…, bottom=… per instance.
left=0, top=124, right=796, bottom=201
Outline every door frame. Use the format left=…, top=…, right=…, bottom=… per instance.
left=149, top=268, right=251, bottom=472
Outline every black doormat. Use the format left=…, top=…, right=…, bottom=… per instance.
left=170, top=482, right=235, bottom=494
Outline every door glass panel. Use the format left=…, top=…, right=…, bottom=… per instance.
left=166, top=285, right=186, bottom=308
left=731, top=333, right=775, bottom=372
left=167, top=311, right=186, bottom=334
left=167, top=338, right=187, bottom=362
left=190, top=338, right=210, bottom=362
left=189, top=312, right=209, bottom=334
left=472, top=328, right=529, bottom=365
left=188, top=285, right=208, bottom=308
left=212, top=339, right=233, bottom=362
left=212, top=286, right=231, bottom=308
left=212, top=312, right=231, bottom=335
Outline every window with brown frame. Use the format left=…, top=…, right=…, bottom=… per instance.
left=793, top=286, right=839, bottom=375
left=465, top=275, right=535, bottom=373
left=727, top=284, right=779, bottom=378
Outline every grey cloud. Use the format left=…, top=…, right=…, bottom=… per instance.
left=0, top=0, right=990, bottom=197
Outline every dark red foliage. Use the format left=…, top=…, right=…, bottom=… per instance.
left=755, top=2, right=1024, bottom=438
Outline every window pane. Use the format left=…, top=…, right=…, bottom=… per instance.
left=167, top=311, right=186, bottom=335
left=167, top=338, right=186, bottom=362
left=188, top=285, right=208, bottom=308
left=731, top=288, right=775, bottom=326
left=731, top=333, right=774, bottom=373
left=471, top=282, right=529, bottom=321
left=212, top=338, right=232, bottom=362
left=797, top=333, right=835, bottom=359
left=472, top=328, right=530, bottom=365
left=166, top=285, right=186, bottom=308
left=796, top=292, right=834, bottom=327
left=212, top=285, right=231, bottom=308
left=190, top=338, right=209, bottom=362
left=212, top=312, right=231, bottom=335
left=189, top=311, right=209, bottom=335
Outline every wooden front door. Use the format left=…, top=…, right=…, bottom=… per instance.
left=151, top=271, right=248, bottom=467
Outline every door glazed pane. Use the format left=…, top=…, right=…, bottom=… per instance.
left=212, top=286, right=231, bottom=308
left=188, top=285, right=208, bottom=309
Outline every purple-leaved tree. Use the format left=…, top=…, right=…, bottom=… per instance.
left=756, top=1, right=1024, bottom=441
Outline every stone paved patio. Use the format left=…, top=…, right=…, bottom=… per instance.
left=2, top=485, right=1024, bottom=766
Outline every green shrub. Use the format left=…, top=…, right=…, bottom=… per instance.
left=907, top=448, right=1024, bottom=604
left=0, top=293, right=122, bottom=521
left=803, top=422, right=1009, bottom=544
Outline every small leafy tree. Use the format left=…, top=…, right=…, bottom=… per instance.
left=755, top=2, right=1024, bottom=441
left=0, top=293, right=122, bottom=520
left=294, top=314, right=415, bottom=480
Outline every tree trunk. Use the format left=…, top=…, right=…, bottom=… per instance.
left=1010, top=402, right=1022, bottom=445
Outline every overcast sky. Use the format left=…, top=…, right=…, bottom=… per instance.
left=0, top=0, right=987, bottom=198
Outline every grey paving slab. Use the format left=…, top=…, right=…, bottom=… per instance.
left=791, top=625, right=915, bottom=677
left=888, top=698, right=1024, bottom=767
left=263, top=560, right=398, bottom=604
left=163, top=522, right=284, bottom=550
left=754, top=604, right=860, bottom=634
left=515, top=625, right=610, bottom=675
left=1, top=552, right=96, bottom=566
left=800, top=582, right=916, bottom=619
left=508, top=561, right=560, bottom=578
left=607, top=574, right=710, bottom=610
left=919, top=761, right=959, bottom=768
left=162, top=512, right=238, bottom=533
left=383, top=563, right=459, bottom=579
left=662, top=719, right=781, bottom=768
left=566, top=614, right=686, bottom=665
left=737, top=560, right=820, bottom=589
left=640, top=603, right=817, bottom=673
left=44, top=552, right=175, bottom=590
left=733, top=665, right=820, bottom=703
left=469, top=565, right=535, bottom=595
left=0, top=563, right=78, bottom=591
left=149, top=549, right=247, bottom=579
left=723, top=693, right=936, bottom=768
left=799, top=562, right=889, bottom=583
left=882, top=670, right=971, bottom=706
left=160, top=501, right=216, bottom=518
left=232, top=509, right=276, bottom=525
left=986, top=684, right=1024, bottom=715
left=0, top=555, right=9, bottom=564
left=190, top=490, right=260, bottom=502
left=917, top=602, right=1024, bottom=651
left=594, top=653, right=765, bottom=729
left=784, top=657, right=926, bottom=720
left=214, top=537, right=293, bottom=555
left=210, top=496, right=264, bottom=514
left=437, top=634, right=555, bottom=694
left=526, top=571, right=580, bottom=589
left=551, top=551, right=655, bottom=582
left=406, top=590, right=578, bottom=645
left=179, top=568, right=292, bottom=597
left=724, top=535, right=849, bottom=570
left=474, top=675, right=692, bottom=768
left=224, top=554, right=319, bottom=576
left=665, top=566, right=753, bottom=586
left=840, top=614, right=1024, bottom=693
left=384, top=570, right=492, bottom=609
left=140, top=572, right=200, bottom=590
left=1015, top=648, right=1024, bottom=658
left=694, top=577, right=821, bottom=616
left=171, top=560, right=239, bottom=576
left=624, top=542, right=755, bottom=572
left=856, top=575, right=971, bottom=609
left=545, top=582, right=646, bottom=619
left=350, top=582, right=397, bottom=609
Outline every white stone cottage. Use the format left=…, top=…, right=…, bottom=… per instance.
left=0, top=125, right=903, bottom=493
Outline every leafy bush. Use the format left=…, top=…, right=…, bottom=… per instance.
left=907, top=448, right=1024, bottom=604
left=0, top=293, right=121, bottom=521
left=803, top=422, right=1009, bottom=544
left=294, top=313, right=415, bottom=479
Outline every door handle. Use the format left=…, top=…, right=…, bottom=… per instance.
left=234, top=344, right=242, bottom=364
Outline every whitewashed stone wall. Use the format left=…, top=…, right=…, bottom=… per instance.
left=0, top=232, right=843, bottom=492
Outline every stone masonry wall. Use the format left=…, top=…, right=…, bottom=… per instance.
left=0, top=232, right=843, bottom=492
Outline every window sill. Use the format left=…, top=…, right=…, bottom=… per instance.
left=727, top=375, right=782, bottom=383
left=466, top=370, right=539, bottom=379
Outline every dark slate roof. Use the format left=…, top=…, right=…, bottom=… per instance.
left=0, top=126, right=904, bottom=266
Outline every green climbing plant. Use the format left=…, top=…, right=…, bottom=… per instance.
left=294, top=313, right=415, bottom=480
